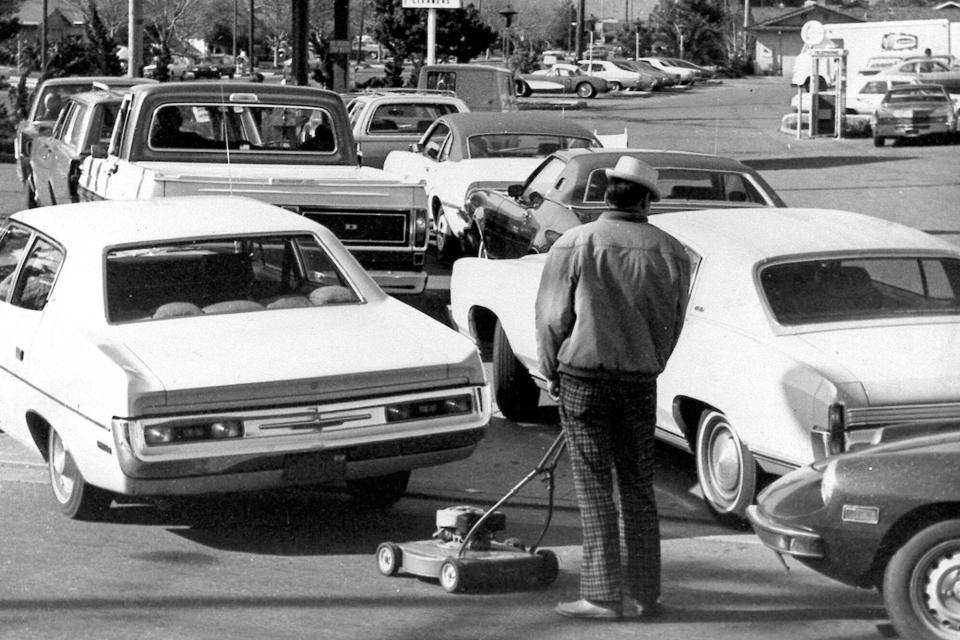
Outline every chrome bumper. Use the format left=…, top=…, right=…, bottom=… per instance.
left=746, top=505, right=825, bottom=559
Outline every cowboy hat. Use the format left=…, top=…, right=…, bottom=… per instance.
left=604, top=156, right=661, bottom=201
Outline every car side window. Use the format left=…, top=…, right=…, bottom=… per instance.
left=0, top=225, right=33, bottom=303
left=12, top=236, right=64, bottom=311
left=65, top=103, right=89, bottom=150
left=422, top=123, right=450, bottom=159
left=51, top=102, right=76, bottom=140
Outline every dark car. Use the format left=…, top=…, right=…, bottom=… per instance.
left=747, top=423, right=960, bottom=640
left=14, top=76, right=156, bottom=208
left=464, top=148, right=786, bottom=259
left=202, top=54, right=237, bottom=78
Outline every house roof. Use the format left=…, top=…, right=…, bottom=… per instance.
left=748, top=4, right=863, bottom=31
left=15, top=0, right=85, bottom=26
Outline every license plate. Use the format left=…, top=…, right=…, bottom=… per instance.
left=283, top=451, right=347, bottom=484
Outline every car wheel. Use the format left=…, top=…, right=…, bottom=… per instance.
left=874, top=135, right=885, bottom=147
left=883, top=519, right=960, bottom=640
left=439, top=558, right=465, bottom=593
left=695, top=410, right=757, bottom=526
left=346, top=470, right=410, bottom=508
left=376, top=542, right=403, bottom=576
left=435, top=209, right=463, bottom=266
left=48, top=425, right=113, bottom=520
left=608, top=81, right=623, bottom=92
left=575, top=82, right=596, bottom=99
left=516, top=80, right=531, bottom=97
left=537, top=549, right=560, bottom=586
left=492, top=320, right=540, bottom=421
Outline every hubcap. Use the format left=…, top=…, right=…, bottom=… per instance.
left=378, top=547, right=394, bottom=571
left=440, top=563, right=458, bottom=588
left=920, top=544, right=960, bottom=632
left=50, top=433, right=76, bottom=502
left=709, top=428, right=742, bottom=498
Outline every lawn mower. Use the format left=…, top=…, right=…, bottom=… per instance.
left=376, top=432, right=566, bottom=593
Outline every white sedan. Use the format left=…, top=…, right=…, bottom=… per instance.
left=449, top=207, right=960, bottom=522
left=0, top=196, right=490, bottom=520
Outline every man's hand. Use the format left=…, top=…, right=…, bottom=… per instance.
left=548, top=379, right=560, bottom=402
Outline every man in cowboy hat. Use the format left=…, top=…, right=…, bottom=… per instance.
left=535, top=155, right=690, bottom=621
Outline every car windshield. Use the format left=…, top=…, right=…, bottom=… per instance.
left=761, top=256, right=960, bottom=325
left=466, top=133, right=597, bottom=159
left=884, top=88, right=949, bottom=104
left=106, top=234, right=360, bottom=323
left=148, top=103, right=338, bottom=153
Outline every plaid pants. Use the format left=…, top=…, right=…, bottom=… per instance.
left=558, top=373, right=660, bottom=604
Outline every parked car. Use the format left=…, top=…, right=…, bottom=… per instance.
left=517, top=63, right=609, bottom=99
left=200, top=53, right=237, bottom=78
left=345, top=90, right=470, bottom=168
left=14, top=76, right=156, bottom=208
left=664, top=58, right=717, bottom=80
left=448, top=207, right=960, bottom=522
left=846, top=76, right=920, bottom=115
left=465, top=148, right=786, bottom=259
left=29, top=88, right=123, bottom=207
left=638, top=57, right=697, bottom=85
left=418, top=63, right=518, bottom=112
left=747, top=422, right=960, bottom=640
left=578, top=59, right=642, bottom=91
left=856, top=54, right=911, bottom=78
left=382, top=112, right=600, bottom=263
left=0, top=196, right=491, bottom=521
left=878, top=57, right=960, bottom=92
left=144, top=54, right=197, bottom=81
left=871, top=83, right=958, bottom=146
left=615, top=59, right=668, bottom=90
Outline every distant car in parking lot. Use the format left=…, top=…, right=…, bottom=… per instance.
left=516, top=63, right=609, bottom=98
left=847, top=76, right=921, bottom=115
left=578, top=59, right=642, bottom=91
left=748, top=422, right=960, bottom=640
left=871, top=83, right=958, bottom=146
left=638, top=57, right=697, bottom=85
left=878, top=57, right=960, bottom=92
left=200, top=53, right=237, bottom=78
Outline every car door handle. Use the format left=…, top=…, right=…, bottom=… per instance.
left=15, top=347, right=24, bottom=361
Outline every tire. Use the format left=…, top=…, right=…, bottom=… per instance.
left=435, top=207, right=463, bottom=266
left=884, top=519, right=960, bottom=640
left=874, top=135, right=885, bottom=147
left=695, top=410, right=757, bottom=526
left=346, top=470, right=410, bottom=508
left=376, top=542, right=403, bottom=576
left=439, top=558, right=465, bottom=593
left=537, top=549, right=560, bottom=586
left=48, top=425, right=113, bottom=520
left=608, top=81, right=623, bottom=92
left=516, top=80, right=531, bottom=97
left=492, top=320, right=540, bottom=421
left=575, top=82, right=596, bottom=99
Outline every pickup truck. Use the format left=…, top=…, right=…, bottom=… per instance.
left=77, top=82, right=429, bottom=294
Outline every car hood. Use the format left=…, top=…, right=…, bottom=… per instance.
left=788, top=322, right=960, bottom=403
left=107, top=299, right=483, bottom=409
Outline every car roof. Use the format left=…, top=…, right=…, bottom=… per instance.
left=553, top=147, right=753, bottom=171
left=352, top=90, right=465, bottom=103
left=123, top=81, right=339, bottom=101
left=652, top=208, right=959, bottom=261
left=438, top=112, right=594, bottom=137
left=37, top=76, right=157, bottom=89
left=11, top=197, right=322, bottom=250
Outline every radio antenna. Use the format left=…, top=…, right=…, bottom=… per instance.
left=219, top=84, right=234, bottom=197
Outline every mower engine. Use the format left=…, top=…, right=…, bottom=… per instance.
left=434, top=505, right=506, bottom=548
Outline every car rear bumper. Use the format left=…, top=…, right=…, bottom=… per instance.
left=746, top=505, right=825, bottom=559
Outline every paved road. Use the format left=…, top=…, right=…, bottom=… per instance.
left=1, top=76, right=952, bottom=639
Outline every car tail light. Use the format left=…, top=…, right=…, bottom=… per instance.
left=143, top=420, right=244, bottom=445
left=812, top=403, right=846, bottom=457
left=413, top=207, right=428, bottom=247
left=386, top=394, right=473, bottom=423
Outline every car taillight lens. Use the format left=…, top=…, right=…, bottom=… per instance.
left=826, top=403, right=845, bottom=455
left=386, top=394, right=473, bottom=423
left=143, top=420, right=244, bottom=445
left=414, top=208, right=428, bottom=247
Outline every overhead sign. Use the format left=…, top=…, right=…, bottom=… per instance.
left=801, top=21, right=826, bottom=46
left=329, top=39, right=351, bottom=54
left=402, top=0, right=462, bottom=8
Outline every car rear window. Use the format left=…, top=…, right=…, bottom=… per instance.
left=761, top=257, right=960, bottom=325
left=106, top=234, right=360, bottom=323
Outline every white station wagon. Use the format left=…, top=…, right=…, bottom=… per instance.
left=0, top=196, right=490, bottom=520
left=449, top=207, right=960, bottom=522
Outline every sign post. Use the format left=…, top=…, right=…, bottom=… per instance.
left=402, top=0, right=462, bottom=65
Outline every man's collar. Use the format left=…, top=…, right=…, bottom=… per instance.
left=600, top=209, right=648, bottom=223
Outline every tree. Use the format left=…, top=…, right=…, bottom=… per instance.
left=649, top=0, right=726, bottom=65
left=83, top=2, right=124, bottom=75
left=543, top=0, right=576, bottom=50
left=371, top=0, right=497, bottom=85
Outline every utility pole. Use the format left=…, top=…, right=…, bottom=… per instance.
left=40, top=0, right=47, bottom=76
left=249, top=0, right=256, bottom=71
left=575, top=0, right=585, bottom=60
left=128, top=0, right=143, bottom=77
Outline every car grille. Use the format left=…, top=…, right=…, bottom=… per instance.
left=299, top=208, right=408, bottom=245
left=847, top=402, right=960, bottom=427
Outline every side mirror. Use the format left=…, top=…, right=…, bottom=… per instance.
left=507, top=184, right=524, bottom=198
left=90, top=144, right=108, bottom=159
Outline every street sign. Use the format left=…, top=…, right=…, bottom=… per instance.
left=401, top=0, right=462, bottom=8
